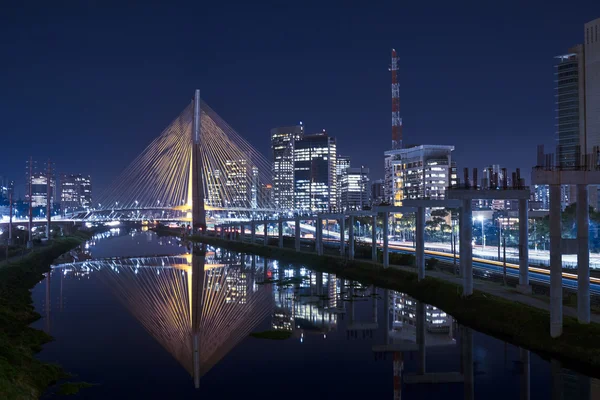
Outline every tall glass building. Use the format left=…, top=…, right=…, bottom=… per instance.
left=271, top=124, right=303, bottom=209
left=340, top=167, right=370, bottom=211
left=293, top=132, right=337, bottom=212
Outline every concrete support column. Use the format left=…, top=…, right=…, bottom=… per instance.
left=316, top=218, right=323, bottom=255
left=577, top=184, right=590, bottom=324
left=278, top=219, right=284, bottom=248
left=462, top=326, right=474, bottom=400
left=416, top=206, right=425, bottom=281
left=339, top=216, right=345, bottom=257
left=460, top=199, right=473, bottom=296
left=520, top=349, right=530, bottom=400
left=295, top=216, right=301, bottom=251
left=416, top=301, right=426, bottom=375
left=220, top=226, right=224, bottom=239
left=250, top=222, right=256, bottom=244
left=549, top=184, right=563, bottom=338
left=371, top=214, right=377, bottom=261
left=518, top=198, right=530, bottom=292
left=240, top=224, right=244, bottom=241
left=348, top=215, right=355, bottom=260
left=264, top=222, right=268, bottom=245
left=383, top=212, right=389, bottom=268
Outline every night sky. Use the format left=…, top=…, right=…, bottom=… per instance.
left=2, top=1, right=600, bottom=197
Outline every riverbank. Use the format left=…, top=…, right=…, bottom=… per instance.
left=191, top=235, right=600, bottom=377
left=0, top=231, right=93, bottom=400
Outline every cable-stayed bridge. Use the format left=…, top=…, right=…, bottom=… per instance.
left=83, top=90, right=280, bottom=227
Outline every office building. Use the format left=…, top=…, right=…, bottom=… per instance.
left=340, top=167, right=370, bottom=211
left=293, top=131, right=337, bottom=212
left=224, top=159, right=250, bottom=208
left=271, top=124, right=303, bottom=209
left=61, top=174, right=92, bottom=213
left=26, top=173, right=55, bottom=209
left=371, top=179, right=385, bottom=206
left=336, top=155, right=351, bottom=209
left=555, top=18, right=600, bottom=207
left=384, top=145, right=455, bottom=205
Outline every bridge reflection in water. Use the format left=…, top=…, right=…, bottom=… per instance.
left=51, top=248, right=599, bottom=398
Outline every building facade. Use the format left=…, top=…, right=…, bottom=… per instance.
left=371, top=179, right=385, bottom=206
left=293, top=132, right=337, bottom=212
left=340, top=167, right=370, bottom=211
left=26, top=172, right=55, bottom=209
left=271, top=124, right=303, bottom=209
left=60, top=174, right=92, bottom=213
left=336, top=155, right=351, bottom=209
left=384, top=145, right=455, bottom=205
left=554, top=18, right=600, bottom=208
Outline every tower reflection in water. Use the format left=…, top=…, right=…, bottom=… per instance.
left=51, top=246, right=600, bottom=398
left=67, top=245, right=273, bottom=388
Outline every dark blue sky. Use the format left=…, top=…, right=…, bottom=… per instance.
left=2, top=1, right=600, bottom=197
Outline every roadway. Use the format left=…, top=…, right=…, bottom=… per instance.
left=280, top=222, right=600, bottom=295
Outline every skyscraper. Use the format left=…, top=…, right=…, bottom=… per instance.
left=336, top=155, right=351, bottom=209
left=555, top=17, right=600, bottom=208
left=271, top=124, right=303, bottom=209
left=340, top=167, right=370, bottom=211
left=293, top=131, right=337, bottom=212
left=60, top=174, right=92, bottom=213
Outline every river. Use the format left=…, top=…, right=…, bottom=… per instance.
left=31, top=229, right=598, bottom=399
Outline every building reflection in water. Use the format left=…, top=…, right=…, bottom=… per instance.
left=49, top=246, right=600, bottom=397
left=56, top=245, right=272, bottom=389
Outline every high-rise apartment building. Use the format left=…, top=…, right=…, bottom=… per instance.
left=60, top=174, right=92, bottom=212
left=340, top=167, right=370, bottom=211
left=271, top=124, right=303, bottom=209
left=293, top=131, right=337, bottom=212
left=384, top=145, right=455, bottom=205
left=224, top=159, right=250, bottom=208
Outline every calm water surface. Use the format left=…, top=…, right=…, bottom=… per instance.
left=31, top=229, right=599, bottom=399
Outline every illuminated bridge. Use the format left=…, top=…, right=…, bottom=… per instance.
left=83, top=90, right=280, bottom=227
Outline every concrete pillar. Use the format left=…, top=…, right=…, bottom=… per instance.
left=460, top=199, right=473, bottom=296
left=278, top=219, right=284, bottom=248
left=416, top=301, right=426, bottom=375
left=371, top=214, right=377, bottom=261
left=577, top=184, right=590, bottom=324
left=383, top=212, right=389, bottom=268
left=518, top=198, right=531, bottom=292
left=340, top=216, right=345, bottom=257
left=264, top=222, right=268, bottom=245
left=462, top=326, right=474, bottom=400
left=240, top=224, right=244, bottom=241
left=549, top=184, right=563, bottom=338
left=316, top=217, right=323, bottom=256
left=416, top=206, right=425, bottom=281
left=348, top=215, right=355, bottom=260
left=520, top=349, right=530, bottom=400
left=295, top=216, right=301, bottom=251
left=250, top=221, right=256, bottom=244
left=220, top=226, right=224, bottom=239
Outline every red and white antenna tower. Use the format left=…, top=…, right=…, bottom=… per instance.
left=390, top=49, right=402, bottom=150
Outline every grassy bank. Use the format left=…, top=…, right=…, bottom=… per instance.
left=0, top=231, right=93, bottom=400
left=192, top=235, right=600, bottom=377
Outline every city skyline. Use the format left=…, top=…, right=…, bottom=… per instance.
left=2, top=3, right=600, bottom=195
